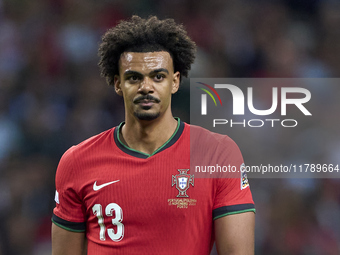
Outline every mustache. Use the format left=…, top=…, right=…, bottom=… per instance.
left=133, top=94, right=161, bottom=104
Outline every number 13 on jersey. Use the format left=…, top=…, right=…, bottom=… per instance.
left=92, top=203, right=124, bottom=242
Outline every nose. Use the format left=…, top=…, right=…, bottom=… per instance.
left=138, top=77, right=154, bottom=94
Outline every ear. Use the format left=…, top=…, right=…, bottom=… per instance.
left=171, top=71, right=180, bottom=94
left=114, top=75, right=123, bottom=96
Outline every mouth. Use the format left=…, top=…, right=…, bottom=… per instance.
left=138, top=100, right=155, bottom=108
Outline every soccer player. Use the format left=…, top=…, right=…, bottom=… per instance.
left=52, top=16, right=255, bottom=255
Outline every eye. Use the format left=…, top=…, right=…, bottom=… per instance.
left=154, top=74, right=165, bottom=81
left=128, top=75, right=140, bottom=83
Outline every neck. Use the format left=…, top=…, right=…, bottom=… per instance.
left=120, top=112, right=178, bottom=155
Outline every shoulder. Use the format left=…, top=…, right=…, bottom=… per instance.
left=186, top=124, right=244, bottom=177
left=61, top=127, right=116, bottom=162
left=187, top=124, right=239, bottom=150
left=55, top=127, right=116, bottom=182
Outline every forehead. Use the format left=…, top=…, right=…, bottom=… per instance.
left=119, top=51, right=174, bottom=74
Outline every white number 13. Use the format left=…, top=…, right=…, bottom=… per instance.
left=92, top=203, right=124, bottom=242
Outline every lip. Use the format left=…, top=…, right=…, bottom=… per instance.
left=137, top=100, right=155, bottom=107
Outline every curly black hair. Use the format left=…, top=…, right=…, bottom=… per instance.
left=98, top=15, right=196, bottom=86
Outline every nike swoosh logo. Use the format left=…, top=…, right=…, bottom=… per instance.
left=93, top=180, right=120, bottom=191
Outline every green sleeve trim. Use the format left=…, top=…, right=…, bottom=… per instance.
left=213, top=208, right=256, bottom=220
left=52, top=219, right=86, bottom=233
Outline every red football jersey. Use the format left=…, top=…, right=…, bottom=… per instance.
left=52, top=119, right=255, bottom=255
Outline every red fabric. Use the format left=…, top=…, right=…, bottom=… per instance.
left=53, top=123, right=254, bottom=254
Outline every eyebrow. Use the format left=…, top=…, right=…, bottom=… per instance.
left=150, top=68, right=169, bottom=75
left=123, top=70, right=143, bottom=77
left=123, top=68, right=169, bottom=77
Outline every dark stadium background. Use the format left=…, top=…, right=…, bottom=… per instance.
left=0, top=0, right=340, bottom=254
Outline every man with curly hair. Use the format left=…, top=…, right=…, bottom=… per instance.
left=52, top=16, right=255, bottom=255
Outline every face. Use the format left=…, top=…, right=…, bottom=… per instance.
left=114, top=51, right=180, bottom=121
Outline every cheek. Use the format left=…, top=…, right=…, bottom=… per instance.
left=121, top=90, right=134, bottom=107
left=122, top=85, right=136, bottom=99
left=161, top=87, right=173, bottom=104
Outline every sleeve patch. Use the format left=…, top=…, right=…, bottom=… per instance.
left=52, top=213, right=86, bottom=232
left=54, top=190, right=59, bottom=204
left=241, top=163, right=249, bottom=190
left=213, top=203, right=255, bottom=220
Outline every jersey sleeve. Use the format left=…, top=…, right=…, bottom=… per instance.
left=212, top=136, right=255, bottom=220
left=52, top=147, right=86, bottom=232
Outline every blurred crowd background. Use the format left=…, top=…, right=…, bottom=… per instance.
left=0, top=0, right=340, bottom=254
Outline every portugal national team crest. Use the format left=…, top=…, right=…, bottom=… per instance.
left=172, top=169, right=194, bottom=197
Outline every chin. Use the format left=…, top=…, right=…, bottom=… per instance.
left=134, top=112, right=160, bottom=121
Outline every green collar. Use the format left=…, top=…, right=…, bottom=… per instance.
left=114, top=118, right=184, bottom=159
